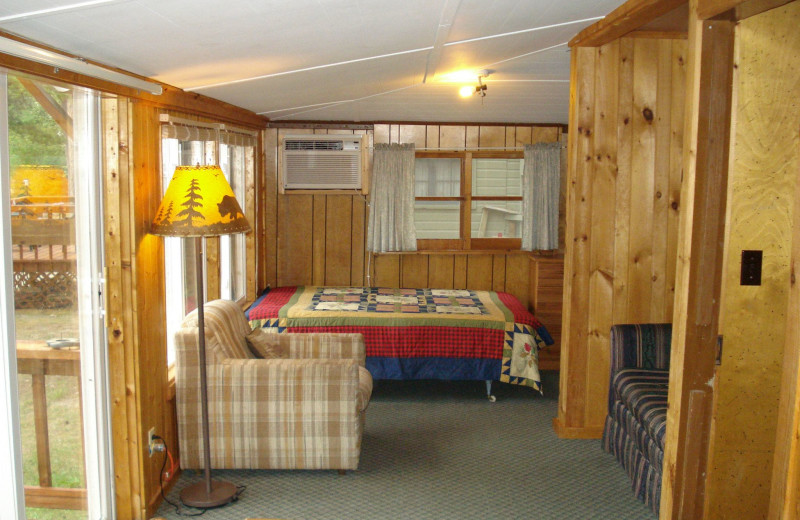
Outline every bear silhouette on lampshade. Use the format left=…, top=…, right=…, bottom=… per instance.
left=152, top=165, right=250, bottom=237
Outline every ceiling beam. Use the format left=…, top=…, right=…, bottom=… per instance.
left=569, top=0, right=687, bottom=47
left=696, top=0, right=793, bottom=19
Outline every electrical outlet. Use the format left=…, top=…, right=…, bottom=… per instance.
left=148, top=427, right=156, bottom=457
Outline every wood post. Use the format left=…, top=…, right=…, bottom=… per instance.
left=658, top=2, right=735, bottom=517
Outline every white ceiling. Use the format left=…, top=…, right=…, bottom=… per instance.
left=0, top=0, right=627, bottom=124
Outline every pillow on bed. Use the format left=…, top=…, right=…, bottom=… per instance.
left=245, top=328, right=285, bottom=359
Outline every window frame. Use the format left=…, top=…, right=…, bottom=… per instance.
left=415, top=150, right=523, bottom=251
left=159, top=117, right=256, bottom=368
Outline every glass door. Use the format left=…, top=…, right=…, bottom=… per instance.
left=0, top=72, right=113, bottom=520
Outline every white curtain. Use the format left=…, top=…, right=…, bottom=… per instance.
left=521, top=142, right=561, bottom=251
left=367, top=143, right=417, bottom=252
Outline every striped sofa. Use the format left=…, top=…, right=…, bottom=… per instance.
left=175, top=299, right=373, bottom=471
left=601, top=323, right=672, bottom=515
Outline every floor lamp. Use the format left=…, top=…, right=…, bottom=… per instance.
left=152, top=164, right=251, bottom=508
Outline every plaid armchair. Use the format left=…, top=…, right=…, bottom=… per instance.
left=175, top=299, right=372, bottom=471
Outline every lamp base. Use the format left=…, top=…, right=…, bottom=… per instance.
left=180, top=479, right=238, bottom=509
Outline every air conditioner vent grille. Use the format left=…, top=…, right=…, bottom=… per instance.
left=282, top=135, right=362, bottom=190
left=285, top=139, right=344, bottom=151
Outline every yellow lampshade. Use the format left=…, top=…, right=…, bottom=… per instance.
left=151, top=165, right=251, bottom=237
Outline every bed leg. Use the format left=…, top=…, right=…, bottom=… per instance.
left=485, top=380, right=496, bottom=402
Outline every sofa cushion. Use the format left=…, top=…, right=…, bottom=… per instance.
left=612, top=368, right=669, bottom=450
left=608, top=400, right=665, bottom=472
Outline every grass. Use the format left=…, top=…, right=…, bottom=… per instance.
left=15, top=306, right=87, bottom=520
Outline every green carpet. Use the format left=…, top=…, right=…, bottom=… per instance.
left=155, top=372, right=656, bottom=519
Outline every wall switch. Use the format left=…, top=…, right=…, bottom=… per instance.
left=740, top=250, right=762, bottom=286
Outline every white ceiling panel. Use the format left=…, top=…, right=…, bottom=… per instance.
left=0, top=0, right=628, bottom=123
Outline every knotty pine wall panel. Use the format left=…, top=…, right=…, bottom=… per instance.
left=556, top=35, right=687, bottom=438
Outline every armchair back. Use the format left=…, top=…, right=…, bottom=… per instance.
left=607, top=323, right=672, bottom=412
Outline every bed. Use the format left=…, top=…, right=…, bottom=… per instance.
left=246, top=286, right=554, bottom=396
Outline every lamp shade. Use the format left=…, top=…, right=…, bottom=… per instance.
left=152, top=165, right=251, bottom=237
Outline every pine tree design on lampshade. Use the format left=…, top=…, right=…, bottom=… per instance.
left=152, top=165, right=250, bottom=237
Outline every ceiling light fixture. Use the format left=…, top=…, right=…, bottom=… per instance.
left=459, top=70, right=489, bottom=99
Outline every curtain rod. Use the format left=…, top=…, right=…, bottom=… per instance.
left=368, top=145, right=566, bottom=150
left=159, top=114, right=258, bottom=137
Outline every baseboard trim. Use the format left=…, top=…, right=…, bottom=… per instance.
left=552, top=417, right=604, bottom=439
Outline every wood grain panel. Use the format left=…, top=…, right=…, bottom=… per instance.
left=325, top=195, right=353, bottom=285
left=586, top=40, right=619, bottom=428
left=504, top=254, right=530, bottom=308
left=351, top=196, right=366, bottom=286
left=768, top=115, right=800, bottom=520
left=479, top=126, right=506, bottom=148
left=102, top=97, right=136, bottom=520
left=262, top=128, right=278, bottom=289
left=515, top=126, right=533, bottom=147
left=491, top=254, right=506, bottom=292
left=613, top=37, right=634, bottom=325
left=558, top=35, right=687, bottom=438
left=466, top=126, right=480, bottom=149
left=277, top=195, right=313, bottom=286
left=400, top=255, right=429, bottom=289
left=427, top=254, right=455, bottom=289
left=650, top=38, right=673, bottom=322
left=373, top=124, right=390, bottom=145
left=466, top=254, right=493, bottom=290
left=628, top=38, right=658, bottom=322
left=373, top=254, right=399, bottom=287
left=425, top=125, right=440, bottom=149
left=399, top=125, right=427, bottom=148
left=559, top=46, right=596, bottom=431
left=440, top=125, right=466, bottom=149
left=660, top=13, right=735, bottom=518
left=704, top=4, right=800, bottom=517
left=532, top=126, right=560, bottom=143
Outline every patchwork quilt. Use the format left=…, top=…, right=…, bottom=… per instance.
left=246, top=286, right=554, bottom=392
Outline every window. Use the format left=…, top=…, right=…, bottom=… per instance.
left=160, top=119, right=255, bottom=365
left=414, top=151, right=523, bottom=250
left=218, top=136, right=253, bottom=302
left=2, top=72, right=114, bottom=519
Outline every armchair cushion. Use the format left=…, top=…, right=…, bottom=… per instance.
left=245, top=328, right=286, bottom=359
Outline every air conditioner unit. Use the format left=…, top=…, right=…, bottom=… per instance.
left=282, top=135, right=362, bottom=190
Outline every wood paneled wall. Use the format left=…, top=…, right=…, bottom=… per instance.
left=261, top=123, right=565, bottom=288
left=261, top=128, right=371, bottom=290
left=102, top=99, right=263, bottom=519
left=704, top=3, right=800, bottom=517
left=103, top=97, right=169, bottom=519
left=555, top=35, right=687, bottom=438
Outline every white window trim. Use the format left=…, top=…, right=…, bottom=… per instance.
left=73, top=88, right=116, bottom=518
left=0, top=74, right=115, bottom=519
left=0, top=70, right=26, bottom=520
